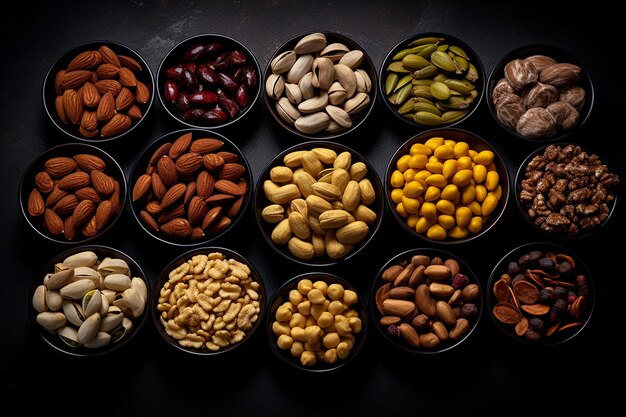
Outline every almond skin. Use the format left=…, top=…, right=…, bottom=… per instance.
left=115, top=87, right=135, bottom=111
left=160, top=183, right=186, bottom=209
left=27, top=188, right=45, bottom=217
left=95, top=200, right=113, bottom=229
left=214, top=179, right=244, bottom=196
left=175, top=152, right=203, bottom=175
left=202, top=206, right=222, bottom=229
left=96, top=91, right=115, bottom=122
left=151, top=173, right=167, bottom=200
left=81, top=82, right=101, bottom=108
left=75, top=187, right=102, bottom=203
left=148, top=143, right=172, bottom=167
left=62, top=89, right=84, bottom=125
left=80, top=216, right=99, bottom=237
left=188, top=196, right=208, bottom=224
left=158, top=203, right=185, bottom=223
left=196, top=170, right=215, bottom=199
left=101, top=113, right=131, bottom=137
left=118, top=55, right=143, bottom=73
left=135, top=81, right=150, bottom=104
left=140, top=210, right=159, bottom=232
left=132, top=174, right=152, bottom=201
left=63, top=216, right=77, bottom=240
left=52, top=194, right=79, bottom=216
left=57, top=171, right=90, bottom=191
left=34, top=171, right=54, bottom=193
left=95, top=79, right=122, bottom=96
left=55, top=96, right=68, bottom=124
left=80, top=111, right=98, bottom=131
left=157, top=156, right=178, bottom=187
left=127, top=105, right=142, bottom=119
left=44, top=209, right=64, bottom=235
left=59, top=70, right=93, bottom=90
left=161, top=218, right=192, bottom=238
left=98, top=45, right=121, bottom=67
left=67, top=50, right=101, bottom=71
left=118, top=67, right=137, bottom=87
left=45, top=186, right=69, bottom=207
left=91, top=170, right=115, bottom=196
left=190, top=138, right=224, bottom=154
left=202, top=153, right=225, bottom=171
left=184, top=181, right=196, bottom=204
left=72, top=199, right=96, bottom=226
left=73, top=154, right=106, bottom=172
left=96, top=63, right=120, bottom=79
left=218, top=163, right=246, bottom=181
left=169, top=132, right=193, bottom=159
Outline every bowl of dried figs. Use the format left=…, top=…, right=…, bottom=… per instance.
left=487, top=44, right=594, bottom=142
left=515, top=143, right=619, bottom=238
left=157, top=34, right=261, bottom=129
left=43, top=40, right=155, bottom=142
left=487, top=242, right=594, bottom=346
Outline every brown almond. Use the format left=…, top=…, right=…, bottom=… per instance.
left=135, top=81, right=150, bottom=104
left=399, top=323, right=421, bottom=348
left=52, top=194, right=79, bottom=216
left=191, top=227, right=205, bottom=240
left=115, top=87, right=135, bottom=111
left=188, top=196, right=208, bottom=224
left=57, top=171, right=90, bottom=191
left=79, top=126, right=99, bottom=138
left=151, top=172, right=167, bottom=200
left=237, top=179, right=248, bottom=195
left=34, top=171, right=54, bottom=193
left=95, top=200, right=113, bottom=229
left=140, top=210, right=159, bottom=232
left=75, top=187, right=102, bottom=203
left=109, top=181, right=122, bottom=215
left=91, top=170, right=115, bottom=196
left=382, top=299, right=416, bottom=319
left=148, top=143, right=172, bottom=167
left=132, top=174, right=152, bottom=201
left=73, top=154, right=106, bottom=172
left=95, top=79, right=122, bottom=96
left=217, top=151, right=238, bottom=163
left=101, top=113, right=131, bottom=138
left=214, top=179, right=244, bottom=196
left=45, top=186, right=68, bottom=206
left=202, top=153, right=224, bottom=171
left=96, top=91, right=115, bottom=122
left=59, top=70, right=93, bottom=90
left=225, top=196, right=244, bottom=218
left=408, top=265, right=425, bottom=288
left=81, top=82, right=100, bottom=107
left=62, top=89, right=84, bottom=125
left=98, top=45, right=121, bottom=67
left=55, top=70, right=66, bottom=96
left=157, top=156, right=178, bottom=187
left=381, top=264, right=403, bottom=282
left=393, top=263, right=415, bottom=287
left=161, top=218, right=192, bottom=238
left=202, top=206, right=222, bottom=230
left=63, top=216, right=77, bottom=241
left=118, top=67, right=137, bottom=87
left=169, top=132, right=193, bottom=159
left=127, top=105, right=142, bottom=119
left=175, top=152, right=203, bottom=176
left=118, top=55, right=143, bottom=73
left=184, top=181, right=196, bottom=204
left=45, top=157, right=77, bottom=178
left=27, top=188, right=45, bottom=217
left=80, top=215, right=99, bottom=237
left=55, top=96, right=68, bottom=124
left=44, top=208, right=64, bottom=235
left=72, top=199, right=96, bottom=226
left=160, top=183, right=186, bottom=209
left=196, top=171, right=215, bottom=199
left=158, top=203, right=185, bottom=223
left=218, top=163, right=245, bottom=181
left=190, top=138, right=224, bottom=154
left=80, top=111, right=98, bottom=131
left=388, top=286, right=415, bottom=300
left=96, top=63, right=120, bottom=79
left=207, top=216, right=231, bottom=235
left=145, top=200, right=162, bottom=216
left=67, top=50, right=102, bottom=71
left=205, top=193, right=235, bottom=206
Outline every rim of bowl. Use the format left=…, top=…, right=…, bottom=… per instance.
left=42, top=39, right=155, bottom=143
left=266, top=271, right=368, bottom=372
left=486, top=43, right=595, bottom=143
left=370, top=247, right=483, bottom=354
left=384, top=127, right=510, bottom=244
left=151, top=246, right=266, bottom=355
left=254, top=140, right=384, bottom=266
left=378, top=31, right=485, bottom=130
left=263, top=30, right=378, bottom=141
left=486, top=241, right=595, bottom=346
left=514, top=142, right=618, bottom=239
left=127, top=128, right=253, bottom=247
left=29, top=244, right=150, bottom=357
left=19, top=142, right=128, bottom=245
left=156, top=33, right=262, bottom=130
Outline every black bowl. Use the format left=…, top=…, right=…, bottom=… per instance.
left=29, top=245, right=150, bottom=357
left=19, top=142, right=127, bottom=244
left=267, top=272, right=368, bottom=372
left=486, top=44, right=594, bottom=142
left=157, top=33, right=262, bottom=129
left=43, top=40, right=155, bottom=143
left=487, top=242, right=594, bottom=346
left=370, top=247, right=482, bottom=354
left=152, top=246, right=266, bottom=355
left=514, top=142, right=618, bottom=239
left=254, top=140, right=384, bottom=266
left=128, top=128, right=252, bottom=247
left=263, top=30, right=377, bottom=140
left=379, top=32, right=485, bottom=130
left=385, top=128, right=509, bottom=244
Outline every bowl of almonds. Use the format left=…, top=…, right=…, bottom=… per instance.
left=19, top=143, right=126, bottom=244
left=128, top=129, right=252, bottom=246
left=43, top=40, right=155, bottom=142
left=263, top=31, right=377, bottom=140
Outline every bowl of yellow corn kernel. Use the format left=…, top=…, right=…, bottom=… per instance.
left=385, top=128, right=509, bottom=243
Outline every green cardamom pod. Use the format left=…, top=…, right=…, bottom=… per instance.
left=412, top=65, right=439, bottom=79
left=417, top=44, right=438, bottom=58
left=465, top=63, right=479, bottom=82
left=394, top=74, right=414, bottom=92
left=449, top=45, right=469, bottom=59
left=401, top=54, right=431, bottom=70
left=412, top=85, right=434, bottom=100
left=414, top=111, right=444, bottom=126
left=430, top=51, right=457, bottom=73
left=433, top=73, right=448, bottom=83
left=437, top=44, right=449, bottom=52
left=398, top=97, right=417, bottom=115
left=414, top=97, right=436, bottom=106
left=413, top=101, right=442, bottom=116
left=395, top=83, right=413, bottom=106
left=441, top=110, right=468, bottom=123
left=411, top=79, right=433, bottom=87
left=385, top=73, right=399, bottom=95
left=408, top=37, right=444, bottom=47
left=430, top=82, right=451, bottom=101
left=387, top=62, right=410, bottom=73
left=437, top=96, right=471, bottom=110
left=443, top=79, right=475, bottom=94
left=453, top=55, right=469, bottom=73
left=392, top=48, right=414, bottom=61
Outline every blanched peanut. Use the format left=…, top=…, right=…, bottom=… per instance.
left=300, top=350, right=317, bottom=366
left=277, top=334, right=294, bottom=350
left=307, top=288, right=326, bottom=304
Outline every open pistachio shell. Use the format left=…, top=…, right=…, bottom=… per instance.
left=97, top=257, right=130, bottom=278
left=61, top=251, right=98, bottom=269
left=84, top=331, right=111, bottom=349
left=57, top=326, right=80, bottom=348
left=32, top=285, right=48, bottom=313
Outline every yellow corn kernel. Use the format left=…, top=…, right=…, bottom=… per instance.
left=407, top=214, right=419, bottom=228
left=390, top=170, right=405, bottom=188
left=453, top=141, right=470, bottom=158
left=425, top=174, right=447, bottom=187
left=396, top=154, right=412, bottom=172
left=461, top=185, right=476, bottom=204
left=427, top=224, right=447, bottom=240
left=396, top=202, right=408, bottom=218
left=452, top=169, right=473, bottom=187
left=401, top=196, right=420, bottom=214
left=468, top=216, right=483, bottom=233
left=485, top=171, right=499, bottom=191
left=425, top=161, right=443, bottom=174
left=456, top=156, right=473, bottom=170
left=408, top=154, right=428, bottom=169
left=473, top=150, right=494, bottom=165
left=443, top=139, right=457, bottom=148
left=435, top=199, right=455, bottom=215
left=481, top=193, right=498, bottom=216
left=472, top=164, right=487, bottom=184
left=403, top=180, right=424, bottom=198
left=448, top=226, right=469, bottom=239
left=468, top=149, right=478, bottom=159
left=420, top=201, right=437, bottom=219
left=434, top=145, right=455, bottom=160
left=455, top=206, right=472, bottom=228
left=467, top=200, right=482, bottom=216
left=410, top=143, right=432, bottom=156
left=390, top=188, right=403, bottom=204
left=415, top=216, right=434, bottom=233
left=403, top=168, right=418, bottom=182
left=438, top=214, right=455, bottom=230
left=442, top=159, right=458, bottom=179
left=424, top=186, right=441, bottom=201
left=475, top=184, right=487, bottom=202
left=424, top=137, right=444, bottom=150
left=440, top=184, right=458, bottom=201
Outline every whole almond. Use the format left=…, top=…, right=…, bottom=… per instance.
left=202, top=153, right=225, bottom=171
left=80, top=111, right=98, bottom=131
left=52, top=194, right=79, bottom=216
left=79, top=126, right=99, bottom=138
left=184, top=181, right=196, bottom=204
left=196, top=170, right=215, bottom=198
left=98, top=45, right=121, bottom=67
left=382, top=298, right=416, bottom=319
left=382, top=264, right=403, bottom=282
left=135, top=81, right=150, bottom=104
left=202, top=206, right=223, bottom=229
left=127, top=105, right=142, bottom=119
left=115, top=87, right=135, bottom=111
left=225, top=196, right=244, bottom=218
left=148, top=143, right=172, bottom=167
left=75, top=187, right=102, bottom=203
left=55, top=96, right=68, bottom=124
left=59, top=70, right=93, bottom=90
left=205, top=193, right=235, bottom=206
left=101, top=113, right=131, bottom=137
left=73, top=154, right=106, bottom=172
left=96, top=91, right=115, bottom=122
left=158, top=203, right=185, bottom=223
left=91, top=170, right=115, bottom=196
left=388, top=286, right=415, bottom=300
left=145, top=200, right=162, bottom=215
left=57, top=171, right=90, bottom=191
left=140, top=210, right=159, bottom=232
left=215, top=179, right=244, bottom=196
left=45, top=186, right=68, bottom=206
left=190, top=138, right=224, bottom=154
left=28, top=189, right=45, bottom=217
left=81, top=82, right=101, bottom=108
left=217, top=151, right=238, bottom=163
left=67, top=50, right=102, bottom=71
left=44, top=157, right=77, bottom=178
left=169, top=133, right=193, bottom=159
left=160, top=183, right=186, bottom=209
left=44, top=208, right=64, bottom=235
left=207, top=216, right=231, bottom=235
left=191, top=227, right=205, bottom=240
left=95, top=79, right=122, bottom=96
left=73, top=199, right=96, bottom=226
left=80, top=216, right=99, bottom=237
left=175, top=152, right=203, bottom=175
left=63, top=216, right=77, bottom=241
left=218, top=163, right=245, bottom=181
left=34, top=171, right=54, bottom=193
left=188, top=196, right=208, bottom=224
left=132, top=174, right=152, bottom=201
left=62, top=89, right=84, bottom=125
left=95, top=200, right=113, bottom=229
left=118, top=67, right=137, bottom=87
left=96, top=63, right=120, bottom=79
left=161, top=218, right=192, bottom=238
left=119, top=55, right=143, bottom=73
left=151, top=172, right=167, bottom=200
left=55, top=70, right=66, bottom=96
left=157, top=156, right=178, bottom=186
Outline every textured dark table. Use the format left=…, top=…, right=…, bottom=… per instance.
left=2, top=1, right=623, bottom=415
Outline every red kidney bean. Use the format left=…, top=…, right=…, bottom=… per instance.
left=230, top=50, right=247, bottom=65
left=184, top=62, right=197, bottom=73
left=206, top=42, right=224, bottom=57
left=164, top=80, right=178, bottom=103
left=176, top=92, right=191, bottom=111
left=183, top=69, right=198, bottom=92
left=166, top=65, right=185, bottom=81
left=202, top=108, right=228, bottom=123
left=218, top=95, right=240, bottom=118
left=241, top=66, right=258, bottom=90
left=235, top=85, right=249, bottom=108
left=189, top=91, right=218, bottom=105
left=183, top=108, right=205, bottom=121
left=196, top=65, right=218, bottom=87
left=218, top=73, right=238, bottom=92
left=184, top=44, right=207, bottom=61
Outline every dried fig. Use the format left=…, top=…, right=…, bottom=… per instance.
left=516, top=107, right=557, bottom=138
left=539, top=63, right=581, bottom=87
left=495, top=93, right=525, bottom=129
left=546, top=101, right=580, bottom=130
left=504, top=59, right=538, bottom=90
left=522, top=82, right=558, bottom=108
left=558, top=85, right=586, bottom=111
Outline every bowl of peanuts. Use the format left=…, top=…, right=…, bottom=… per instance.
left=254, top=141, right=384, bottom=266
left=267, top=272, right=368, bottom=371
left=385, top=128, right=509, bottom=243
left=152, top=247, right=265, bottom=355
